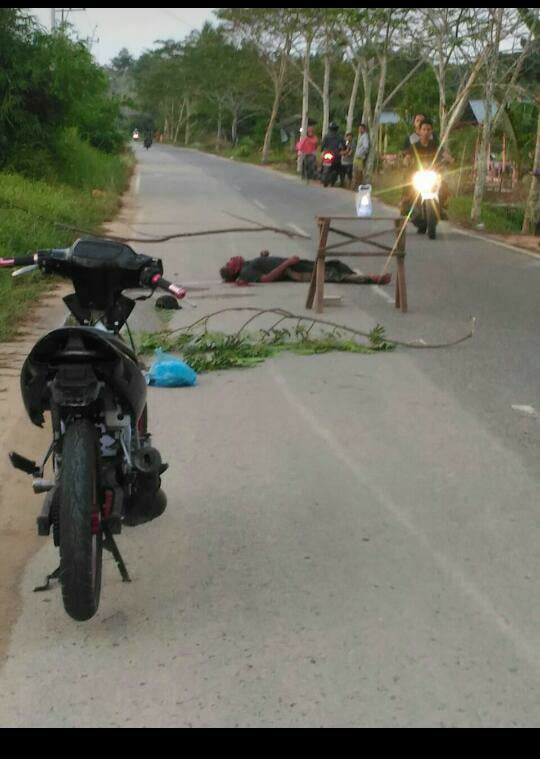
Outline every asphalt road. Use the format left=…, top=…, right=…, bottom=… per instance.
left=0, top=145, right=539, bottom=727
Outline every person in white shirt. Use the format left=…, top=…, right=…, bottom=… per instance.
left=354, top=124, right=370, bottom=187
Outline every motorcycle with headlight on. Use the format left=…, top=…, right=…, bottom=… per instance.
left=0, top=239, right=186, bottom=621
left=410, top=168, right=442, bottom=239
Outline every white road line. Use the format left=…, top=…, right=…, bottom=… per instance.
left=512, top=405, right=538, bottom=417
left=354, top=268, right=394, bottom=303
left=253, top=200, right=266, bottom=210
left=134, top=172, right=141, bottom=195
left=372, top=285, right=395, bottom=304
left=452, top=226, right=540, bottom=260
left=288, top=222, right=310, bottom=237
left=271, top=366, right=540, bottom=673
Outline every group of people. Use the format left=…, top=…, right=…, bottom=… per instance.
left=218, top=113, right=454, bottom=288
left=296, top=122, right=370, bottom=187
left=296, top=113, right=451, bottom=219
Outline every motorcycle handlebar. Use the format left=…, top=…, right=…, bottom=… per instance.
left=0, top=255, right=37, bottom=268
left=149, top=273, right=187, bottom=300
left=1, top=250, right=186, bottom=300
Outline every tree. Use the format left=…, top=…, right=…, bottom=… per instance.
left=519, top=9, right=540, bottom=234
left=217, top=8, right=300, bottom=162
left=469, top=9, right=535, bottom=224
left=344, top=9, right=417, bottom=181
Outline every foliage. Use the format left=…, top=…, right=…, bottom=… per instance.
left=136, top=323, right=395, bottom=374
left=0, top=157, right=132, bottom=340
left=0, top=9, right=124, bottom=179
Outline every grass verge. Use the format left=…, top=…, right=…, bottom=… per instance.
left=0, top=146, right=134, bottom=341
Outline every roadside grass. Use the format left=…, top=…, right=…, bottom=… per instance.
left=372, top=170, right=524, bottom=234
left=0, top=146, right=134, bottom=341
left=195, top=144, right=527, bottom=236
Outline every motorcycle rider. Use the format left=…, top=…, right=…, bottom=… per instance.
left=401, top=119, right=450, bottom=222
left=402, top=113, right=439, bottom=152
left=320, top=122, right=345, bottom=181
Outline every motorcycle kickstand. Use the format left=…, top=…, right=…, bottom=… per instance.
left=102, top=525, right=132, bottom=583
left=33, top=565, right=61, bottom=593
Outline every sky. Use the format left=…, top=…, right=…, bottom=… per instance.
left=30, top=8, right=217, bottom=66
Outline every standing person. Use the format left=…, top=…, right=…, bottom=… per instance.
left=340, top=132, right=356, bottom=187
left=296, top=126, right=319, bottom=182
left=354, top=123, right=370, bottom=187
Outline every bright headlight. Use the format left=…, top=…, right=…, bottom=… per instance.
left=412, top=170, right=439, bottom=194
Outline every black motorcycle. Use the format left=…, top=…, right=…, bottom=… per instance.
left=144, top=137, right=152, bottom=150
left=1, top=239, right=186, bottom=621
left=320, top=149, right=340, bottom=187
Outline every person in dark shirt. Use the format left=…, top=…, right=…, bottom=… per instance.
left=401, top=113, right=439, bottom=153
left=320, top=122, right=345, bottom=154
left=220, top=251, right=391, bottom=285
left=401, top=120, right=449, bottom=218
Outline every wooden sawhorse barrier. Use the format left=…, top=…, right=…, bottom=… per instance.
left=305, top=215, right=408, bottom=313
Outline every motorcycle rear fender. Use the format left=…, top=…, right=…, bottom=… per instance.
left=20, top=327, right=146, bottom=427
left=50, top=363, right=102, bottom=408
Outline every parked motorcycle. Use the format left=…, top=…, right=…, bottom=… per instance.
left=0, top=240, right=186, bottom=621
left=410, top=169, right=442, bottom=239
left=320, top=150, right=340, bottom=187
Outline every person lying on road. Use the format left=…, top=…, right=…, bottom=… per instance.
left=220, top=251, right=391, bottom=286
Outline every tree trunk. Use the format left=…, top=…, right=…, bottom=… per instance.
left=360, top=60, right=373, bottom=133
left=231, top=108, right=239, bottom=145
left=216, top=103, right=222, bottom=150
left=522, top=109, right=540, bottom=233
left=261, top=40, right=291, bottom=164
left=470, top=101, right=493, bottom=225
left=262, top=84, right=281, bottom=164
left=470, top=9, right=503, bottom=225
left=173, top=100, right=185, bottom=144
left=322, top=53, right=331, bottom=137
left=364, top=55, right=387, bottom=183
left=184, top=98, right=191, bottom=146
left=299, top=35, right=312, bottom=172
left=346, top=62, right=361, bottom=134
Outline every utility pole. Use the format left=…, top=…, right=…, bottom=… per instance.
left=51, top=8, right=86, bottom=31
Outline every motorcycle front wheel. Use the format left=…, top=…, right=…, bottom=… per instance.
left=59, top=419, right=103, bottom=621
left=426, top=202, right=438, bottom=239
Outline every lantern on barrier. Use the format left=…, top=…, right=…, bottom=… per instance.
left=355, top=184, right=372, bottom=218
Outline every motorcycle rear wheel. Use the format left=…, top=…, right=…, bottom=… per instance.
left=59, top=420, right=103, bottom=621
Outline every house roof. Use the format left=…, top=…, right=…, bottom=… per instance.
left=468, top=99, right=500, bottom=124
left=380, top=110, right=400, bottom=124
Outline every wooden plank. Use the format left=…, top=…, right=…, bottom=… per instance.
left=397, top=257, right=408, bottom=312
left=306, top=219, right=325, bottom=309
left=314, top=218, right=330, bottom=313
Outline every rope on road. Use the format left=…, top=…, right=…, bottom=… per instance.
left=0, top=203, right=311, bottom=243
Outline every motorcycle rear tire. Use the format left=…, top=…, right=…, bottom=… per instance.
left=59, top=420, right=103, bottom=621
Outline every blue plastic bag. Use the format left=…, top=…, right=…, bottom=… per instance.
left=147, top=349, right=197, bottom=387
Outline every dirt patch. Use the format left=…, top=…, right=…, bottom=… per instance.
left=489, top=233, right=540, bottom=255
left=0, top=293, right=68, bottom=663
